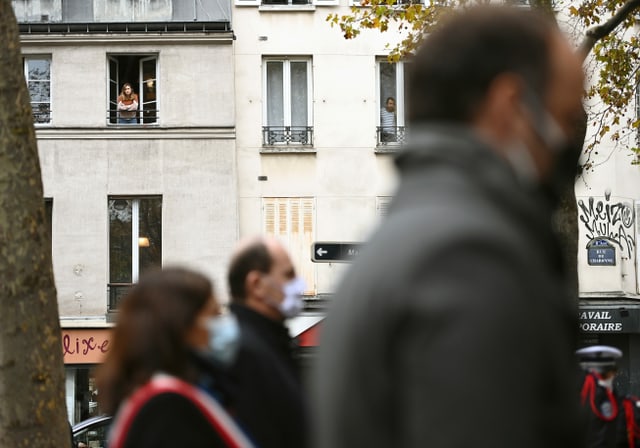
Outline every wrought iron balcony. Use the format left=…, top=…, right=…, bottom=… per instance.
left=108, top=283, right=133, bottom=311
left=107, top=109, right=159, bottom=125
left=262, top=126, right=314, bottom=146
left=262, top=0, right=312, bottom=4
left=377, top=126, right=406, bottom=146
left=32, top=108, right=51, bottom=124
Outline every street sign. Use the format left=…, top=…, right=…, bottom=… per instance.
left=311, top=242, right=363, bottom=263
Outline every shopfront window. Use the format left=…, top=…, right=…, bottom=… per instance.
left=66, top=366, right=103, bottom=424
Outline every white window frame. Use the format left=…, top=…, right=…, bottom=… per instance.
left=262, top=57, right=313, bottom=129
left=108, top=196, right=162, bottom=285
left=23, top=55, right=52, bottom=125
left=262, top=197, right=316, bottom=296
left=107, top=54, right=159, bottom=126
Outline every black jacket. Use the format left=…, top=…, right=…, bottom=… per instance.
left=228, top=303, right=307, bottom=448
left=314, top=125, right=583, bottom=448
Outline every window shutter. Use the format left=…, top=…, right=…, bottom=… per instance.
left=376, top=196, right=392, bottom=218
left=264, top=199, right=276, bottom=235
left=262, top=197, right=316, bottom=295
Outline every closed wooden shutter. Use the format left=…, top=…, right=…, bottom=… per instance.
left=263, top=197, right=316, bottom=295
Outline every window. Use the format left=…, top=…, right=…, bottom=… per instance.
left=108, top=197, right=162, bottom=310
left=108, top=55, right=158, bottom=125
left=263, top=58, right=313, bottom=146
left=24, top=56, right=51, bottom=124
left=378, top=59, right=406, bottom=146
left=263, top=197, right=316, bottom=295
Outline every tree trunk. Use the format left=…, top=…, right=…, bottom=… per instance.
left=0, top=2, right=70, bottom=447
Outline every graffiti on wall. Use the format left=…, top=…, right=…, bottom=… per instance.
left=578, top=196, right=635, bottom=256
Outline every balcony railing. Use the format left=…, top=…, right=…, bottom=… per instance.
left=107, top=109, right=159, bottom=125
left=262, top=0, right=312, bottom=4
left=108, top=283, right=133, bottom=311
left=377, top=126, right=406, bottom=146
left=32, top=109, right=51, bottom=124
left=262, top=126, right=314, bottom=146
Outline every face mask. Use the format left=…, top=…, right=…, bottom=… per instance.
left=521, top=91, right=582, bottom=203
left=276, top=277, right=307, bottom=319
left=206, top=313, right=240, bottom=366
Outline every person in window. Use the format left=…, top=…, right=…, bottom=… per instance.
left=380, top=96, right=397, bottom=143
left=97, top=267, right=253, bottom=448
left=117, top=83, right=138, bottom=125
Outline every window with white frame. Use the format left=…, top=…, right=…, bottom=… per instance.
left=263, top=58, right=313, bottom=146
left=108, top=54, right=158, bottom=125
left=378, top=59, right=406, bottom=145
left=24, top=56, right=51, bottom=124
left=108, top=196, right=162, bottom=310
left=263, top=197, right=316, bottom=295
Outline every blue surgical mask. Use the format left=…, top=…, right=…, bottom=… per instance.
left=277, top=277, right=307, bottom=319
left=206, top=313, right=240, bottom=366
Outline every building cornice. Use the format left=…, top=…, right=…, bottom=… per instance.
left=35, top=127, right=236, bottom=140
left=19, top=22, right=233, bottom=45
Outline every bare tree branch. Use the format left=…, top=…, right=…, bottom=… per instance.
left=578, top=0, right=640, bottom=60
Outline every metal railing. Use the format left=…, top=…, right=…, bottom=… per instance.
left=32, top=110, right=52, bottom=124
left=262, top=126, right=314, bottom=146
left=108, top=283, right=133, bottom=311
left=107, top=109, right=159, bottom=125
left=262, top=0, right=312, bottom=4
left=377, top=126, right=406, bottom=146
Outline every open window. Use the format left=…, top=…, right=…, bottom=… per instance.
left=108, top=55, right=158, bottom=125
left=377, top=59, right=406, bottom=146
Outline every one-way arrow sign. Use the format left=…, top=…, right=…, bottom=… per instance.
left=311, top=242, right=362, bottom=263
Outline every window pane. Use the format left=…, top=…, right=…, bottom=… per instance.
left=141, top=58, right=157, bottom=123
left=138, top=198, right=162, bottom=276
left=266, top=61, right=284, bottom=127
left=28, top=81, right=50, bottom=102
left=379, top=62, right=397, bottom=115
left=109, top=199, right=132, bottom=283
left=27, top=59, right=50, bottom=81
left=290, top=61, right=308, bottom=127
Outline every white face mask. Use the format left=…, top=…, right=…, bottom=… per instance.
left=206, top=313, right=240, bottom=366
left=275, top=277, right=307, bottom=319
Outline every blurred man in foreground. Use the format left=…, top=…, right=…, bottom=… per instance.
left=226, top=236, right=308, bottom=448
left=314, top=6, right=585, bottom=448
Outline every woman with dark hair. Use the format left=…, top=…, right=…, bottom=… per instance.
left=98, top=267, right=252, bottom=448
left=116, top=83, right=138, bottom=124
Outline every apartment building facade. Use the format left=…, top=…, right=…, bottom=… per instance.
left=13, top=0, right=237, bottom=424
left=12, top=0, right=640, bottom=422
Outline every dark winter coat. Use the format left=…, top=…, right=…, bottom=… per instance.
left=228, top=303, right=307, bottom=448
left=314, top=124, right=584, bottom=448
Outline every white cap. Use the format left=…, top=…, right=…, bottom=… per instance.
left=576, top=345, right=622, bottom=370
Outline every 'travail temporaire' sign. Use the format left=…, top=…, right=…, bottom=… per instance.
left=579, top=310, right=624, bottom=332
